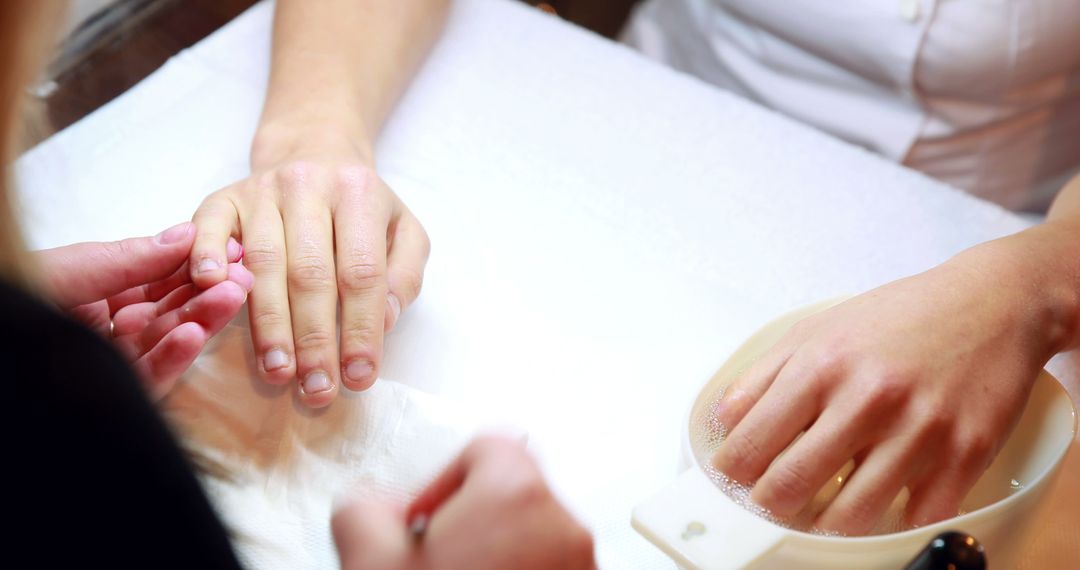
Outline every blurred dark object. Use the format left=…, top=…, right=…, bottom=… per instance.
left=524, top=0, right=638, bottom=38
left=25, top=0, right=257, bottom=147
left=904, top=531, right=987, bottom=570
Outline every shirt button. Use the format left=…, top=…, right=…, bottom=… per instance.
left=899, top=0, right=920, bottom=22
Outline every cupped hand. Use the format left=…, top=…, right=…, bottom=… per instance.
left=711, top=252, right=1053, bottom=535
left=332, top=436, right=596, bottom=570
left=37, top=222, right=252, bottom=399
left=191, top=132, right=429, bottom=408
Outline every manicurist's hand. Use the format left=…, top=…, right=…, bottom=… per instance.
left=711, top=221, right=1080, bottom=535
left=332, top=436, right=597, bottom=570
left=188, top=0, right=446, bottom=407
left=36, top=222, right=251, bottom=399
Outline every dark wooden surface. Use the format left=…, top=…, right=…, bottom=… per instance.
left=34, top=0, right=638, bottom=145
left=42, top=0, right=259, bottom=137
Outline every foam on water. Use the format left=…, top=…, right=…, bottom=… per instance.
left=691, top=390, right=914, bottom=537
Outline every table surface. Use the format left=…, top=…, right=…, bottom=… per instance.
left=15, top=0, right=1079, bottom=567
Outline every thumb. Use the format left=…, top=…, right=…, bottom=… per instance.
left=332, top=497, right=412, bottom=570
left=38, top=222, right=196, bottom=308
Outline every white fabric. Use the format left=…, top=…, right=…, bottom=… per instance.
left=623, top=0, right=1080, bottom=212
left=13, top=0, right=1080, bottom=567
left=167, top=322, right=512, bottom=569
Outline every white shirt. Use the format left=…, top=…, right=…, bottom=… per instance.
left=623, top=0, right=1080, bottom=211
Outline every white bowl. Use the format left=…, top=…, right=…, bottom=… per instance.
left=633, top=298, right=1077, bottom=569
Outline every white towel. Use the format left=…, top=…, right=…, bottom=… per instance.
left=163, top=321, right=511, bottom=569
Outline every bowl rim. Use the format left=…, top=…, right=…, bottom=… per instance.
left=680, top=299, right=1080, bottom=545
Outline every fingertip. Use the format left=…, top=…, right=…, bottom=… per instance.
left=342, top=358, right=377, bottom=392
left=259, top=347, right=296, bottom=384
left=155, top=221, right=196, bottom=246
left=140, top=321, right=208, bottom=400
left=226, top=237, right=244, bottom=263
left=716, top=388, right=754, bottom=430
left=195, top=280, right=248, bottom=318
left=226, top=263, right=255, bottom=293
left=299, top=369, right=339, bottom=408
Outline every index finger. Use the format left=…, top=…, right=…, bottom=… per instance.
left=406, top=436, right=529, bottom=522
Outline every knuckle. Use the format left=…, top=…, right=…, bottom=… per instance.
left=113, top=236, right=139, bottom=260
left=395, top=269, right=424, bottom=301
left=915, top=403, right=952, bottom=437
left=275, top=161, right=318, bottom=191
left=338, top=259, right=383, bottom=292
left=723, top=432, right=764, bottom=475
left=332, top=164, right=378, bottom=194
left=251, top=306, right=289, bottom=332
left=293, top=327, right=335, bottom=351
left=243, top=240, right=284, bottom=271
left=806, top=342, right=848, bottom=377
left=863, top=370, right=911, bottom=410
left=957, top=433, right=994, bottom=468
left=195, top=193, right=234, bottom=220
left=840, top=492, right=879, bottom=530
left=765, top=462, right=814, bottom=507
left=341, top=313, right=381, bottom=343
left=289, top=255, right=336, bottom=292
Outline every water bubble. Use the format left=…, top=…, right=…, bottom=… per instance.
left=690, top=391, right=914, bottom=537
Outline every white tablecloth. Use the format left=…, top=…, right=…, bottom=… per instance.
left=15, top=0, right=1078, bottom=567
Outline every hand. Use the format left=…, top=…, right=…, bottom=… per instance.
left=710, top=247, right=1056, bottom=535
left=332, top=436, right=596, bottom=570
left=191, top=129, right=429, bottom=408
left=36, top=222, right=253, bottom=399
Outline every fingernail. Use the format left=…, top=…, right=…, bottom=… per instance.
left=264, top=348, right=289, bottom=371
left=156, top=222, right=193, bottom=245
left=302, top=370, right=333, bottom=394
left=197, top=257, right=222, bottom=274
left=345, top=360, right=373, bottom=384
left=226, top=238, right=243, bottom=262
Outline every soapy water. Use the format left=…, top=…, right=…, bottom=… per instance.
left=692, top=390, right=1028, bottom=536
left=691, top=391, right=911, bottom=537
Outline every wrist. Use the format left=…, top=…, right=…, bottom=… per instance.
left=951, top=223, right=1080, bottom=357
left=251, top=116, right=374, bottom=172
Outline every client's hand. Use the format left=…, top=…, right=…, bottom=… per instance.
left=190, top=131, right=429, bottom=408
left=711, top=244, right=1055, bottom=535
left=332, top=436, right=596, bottom=570
left=36, top=222, right=252, bottom=399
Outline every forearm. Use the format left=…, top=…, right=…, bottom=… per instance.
left=252, top=0, right=451, bottom=167
left=951, top=172, right=1080, bottom=357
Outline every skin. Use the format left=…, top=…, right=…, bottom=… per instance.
left=191, top=0, right=448, bottom=407
left=332, top=436, right=597, bottom=570
left=36, top=222, right=251, bottom=399
left=712, top=172, right=1080, bottom=535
